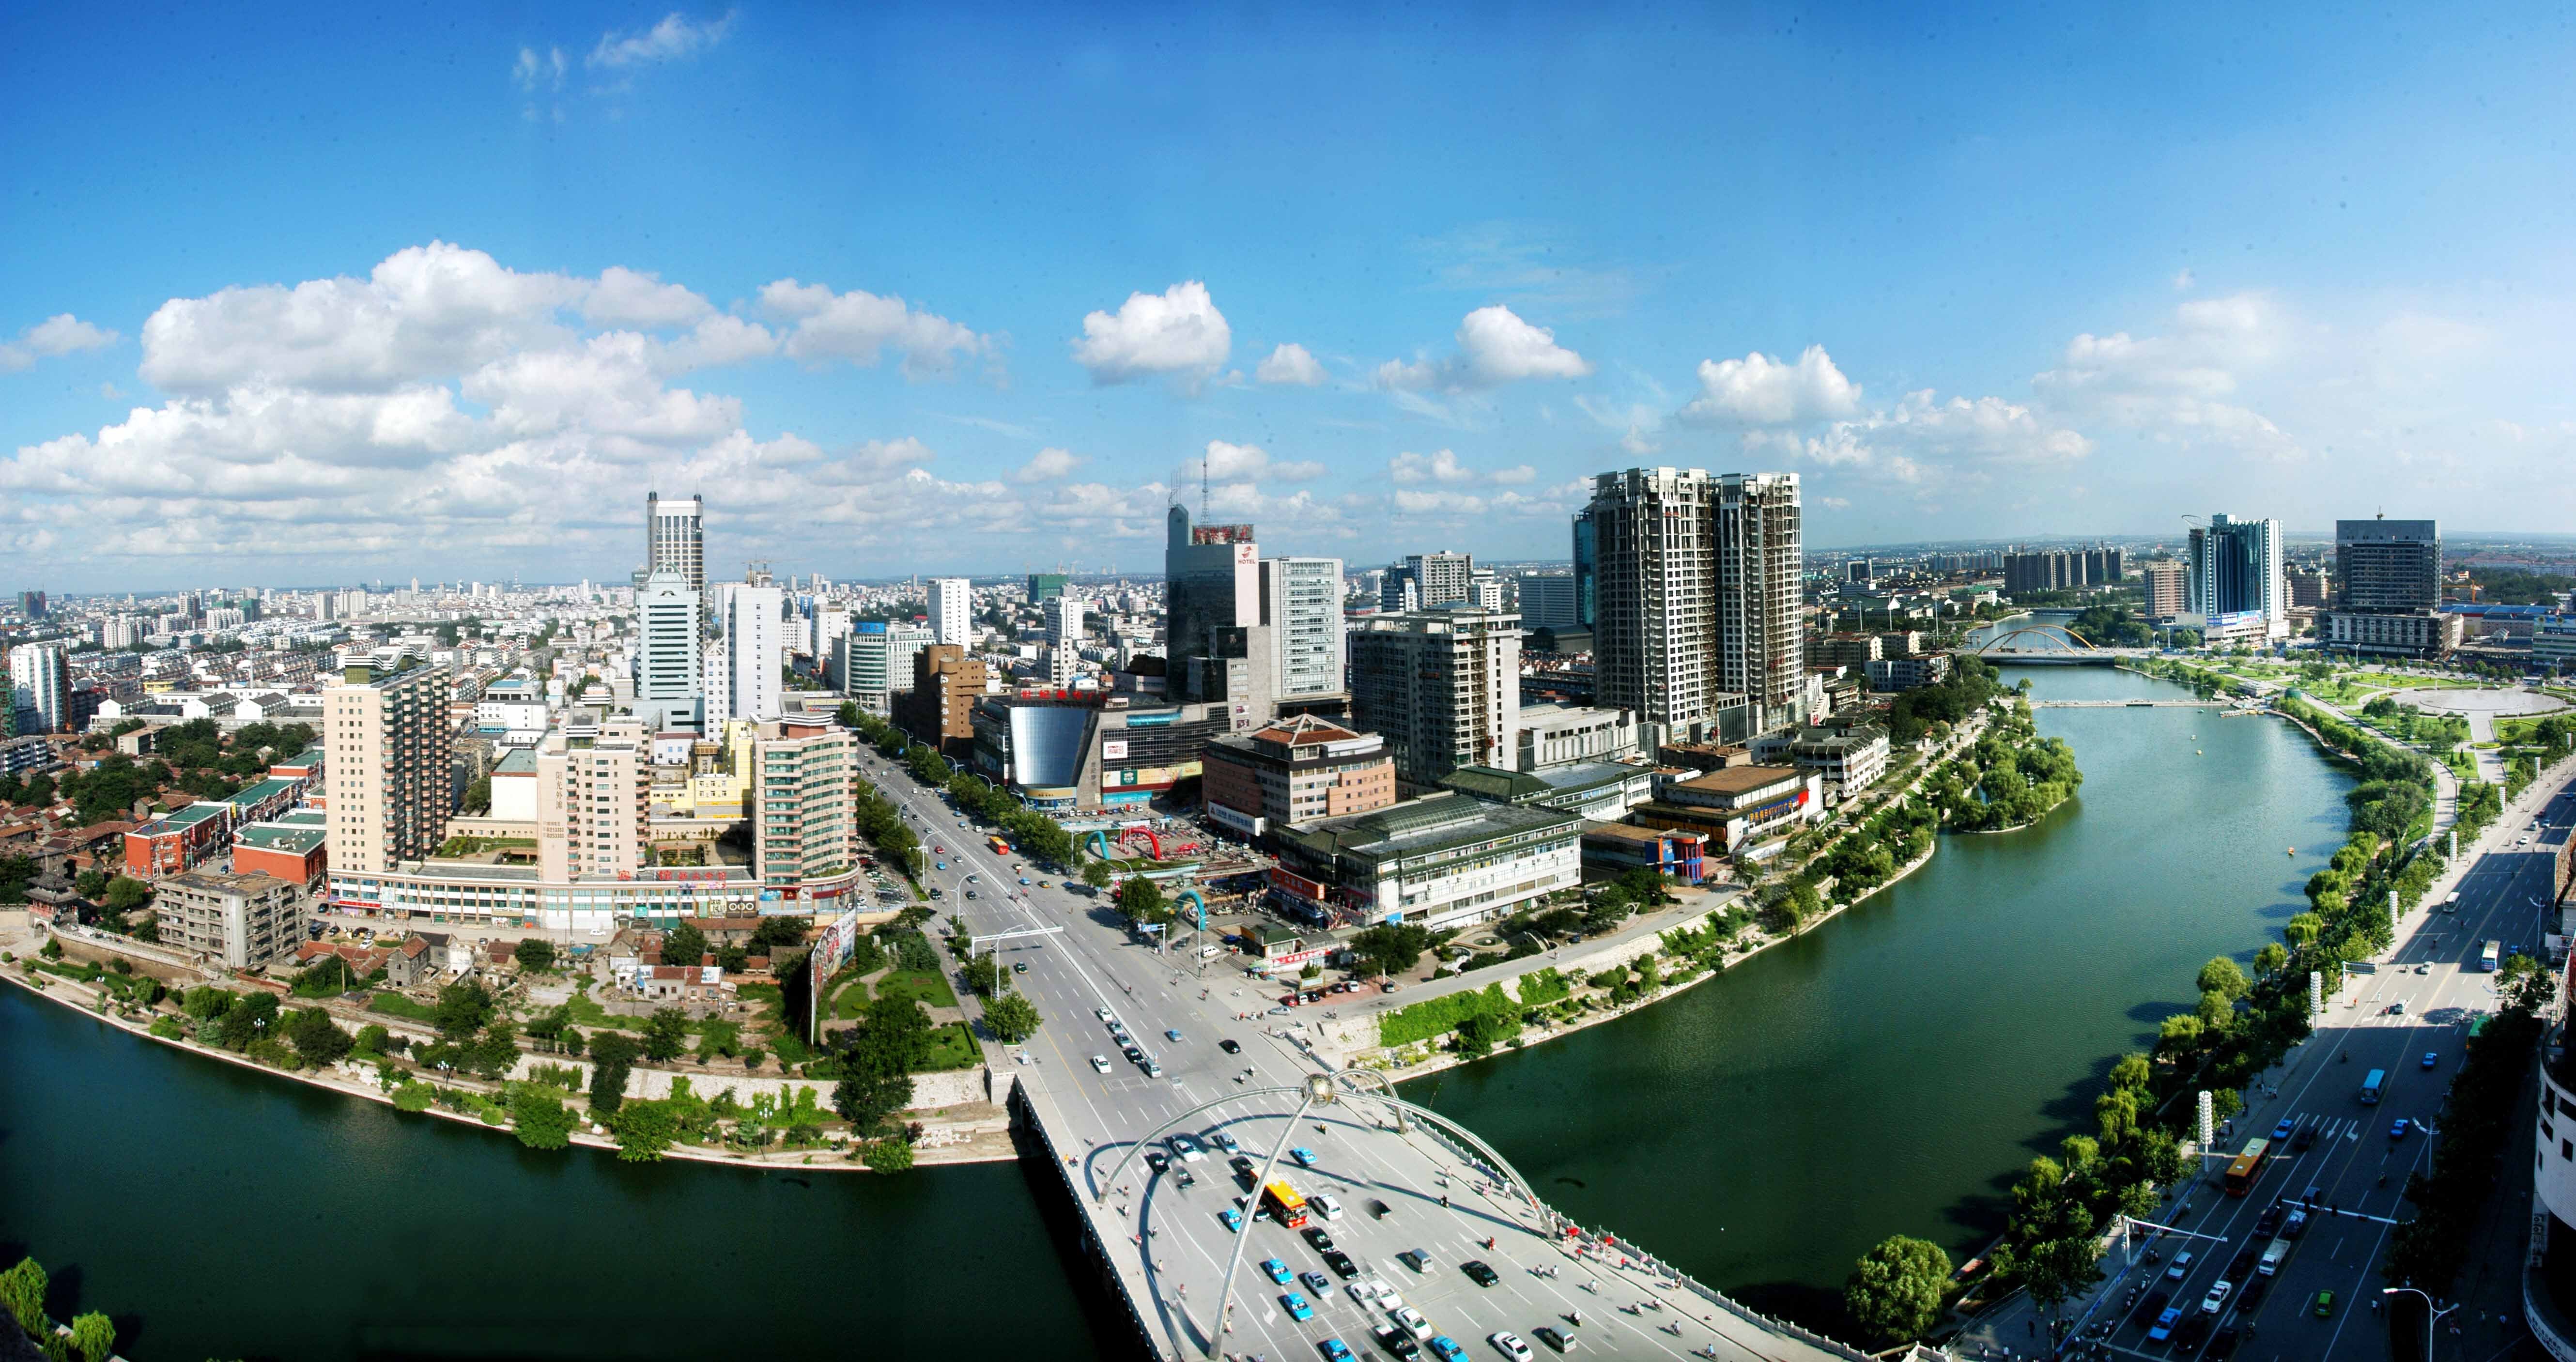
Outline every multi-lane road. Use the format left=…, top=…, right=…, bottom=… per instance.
left=852, top=749, right=1855, bottom=1362
left=1982, top=768, right=2575, bottom=1362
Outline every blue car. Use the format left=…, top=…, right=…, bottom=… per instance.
left=2271, top=1118, right=2295, bottom=1141
left=1289, top=1146, right=1318, bottom=1168
left=1282, top=1292, right=1314, bottom=1321
left=2148, top=1307, right=2182, bottom=1342
left=1319, top=1342, right=1353, bottom=1362
left=1219, top=1208, right=1243, bottom=1231
left=2422, top=1051, right=2439, bottom=1068
left=1263, top=1258, right=1293, bottom=1285
left=1427, top=1338, right=1466, bottom=1362
left=1166, top=1028, right=1184, bottom=1042
left=2391, top=1118, right=2412, bottom=1139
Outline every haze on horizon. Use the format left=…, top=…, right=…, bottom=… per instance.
left=5, top=3, right=2573, bottom=591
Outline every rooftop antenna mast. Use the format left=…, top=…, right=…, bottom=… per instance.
left=1201, top=451, right=1211, bottom=523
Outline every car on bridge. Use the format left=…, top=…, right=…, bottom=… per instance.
left=1169, top=1133, right=1205, bottom=1161
left=1302, top=1226, right=1335, bottom=1252
left=1261, top=1258, right=1294, bottom=1284
left=1372, top=1325, right=1422, bottom=1359
left=1461, top=1260, right=1498, bottom=1287
left=1282, top=1291, right=1314, bottom=1321
left=2423, top=1051, right=2440, bottom=1068
left=1320, top=1341, right=1354, bottom=1362
left=2314, top=1290, right=2336, bottom=1317
left=1301, top=1270, right=1331, bottom=1295
left=2391, top=1117, right=2412, bottom=1139
left=1219, top=1208, right=1243, bottom=1232
left=1530, top=1326, right=1577, bottom=1354
left=1089, top=1055, right=1111, bottom=1074
left=1427, top=1339, right=1466, bottom=1362
left=1290, top=1146, right=1318, bottom=1167
left=2271, top=1118, right=2295, bottom=1140
left=1219, top=1038, right=1242, bottom=1054
left=1312, top=1192, right=1344, bottom=1222
left=1488, top=1333, right=1533, bottom=1362
left=2147, top=1307, right=2183, bottom=1342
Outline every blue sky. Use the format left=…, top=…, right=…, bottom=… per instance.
left=4, top=3, right=2573, bottom=589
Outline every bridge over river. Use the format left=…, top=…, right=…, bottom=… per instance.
left=2028, top=698, right=2239, bottom=709
left=863, top=751, right=1868, bottom=1362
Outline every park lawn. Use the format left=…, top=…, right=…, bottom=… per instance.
left=916, top=1021, right=981, bottom=1072
left=366, top=992, right=436, bottom=1022
left=875, top=967, right=957, bottom=1010
left=831, top=975, right=872, bottom=1019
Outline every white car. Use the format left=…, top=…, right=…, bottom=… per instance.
left=1312, top=1192, right=1345, bottom=1222
left=2200, top=1281, right=2233, bottom=1314
left=1090, top=1055, right=1112, bottom=1074
left=1490, top=1333, right=1534, bottom=1362
left=1391, top=1305, right=1434, bottom=1341
left=1096, top=1007, right=1116, bottom=1022
left=1347, top=1282, right=1381, bottom=1308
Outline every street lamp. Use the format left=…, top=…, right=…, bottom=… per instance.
left=2381, top=1287, right=2458, bottom=1358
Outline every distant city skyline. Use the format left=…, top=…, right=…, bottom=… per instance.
left=6, top=5, right=2576, bottom=588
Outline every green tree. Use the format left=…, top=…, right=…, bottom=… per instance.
left=642, top=1006, right=690, bottom=1062
left=660, top=921, right=709, bottom=967
left=2252, top=943, right=2290, bottom=979
left=863, top=1135, right=916, bottom=1173
left=509, top=1084, right=577, bottom=1149
left=465, top=1019, right=521, bottom=1079
left=1080, top=857, right=1113, bottom=890
left=2196, top=956, right=2249, bottom=1003
left=610, top=1100, right=678, bottom=1161
left=1112, top=875, right=1170, bottom=927
left=1844, top=1235, right=1952, bottom=1346
left=588, top=1030, right=642, bottom=1114
left=73, top=867, right=108, bottom=900
left=0, top=1255, right=47, bottom=1335
left=355, top=1022, right=392, bottom=1054
left=432, top=979, right=494, bottom=1040
left=695, top=1017, right=740, bottom=1060
left=285, top=1007, right=355, bottom=1066
left=461, top=774, right=492, bottom=815
left=68, top=1310, right=115, bottom=1362
left=513, top=936, right=557, bottom=972
left=984, top=991, right=1042, bottom=1043
left=103, top=875, right=151, bottom=913
left=1350, top=923, right=1433, bottom=979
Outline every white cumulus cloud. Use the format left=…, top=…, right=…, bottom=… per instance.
left=1678, top=345, right=1861, bottom=425
left=1072, top=281, right=1232, bottom=388
left=1017, top=447, right=1085, bottom=482
left=759, top=279, right=991, bottom=379
left=1188, top=439, right=1323, bottom=484
left=583, top=266, right=713, bottom=328
left=1376, top=305, right=1591, bottom=394
left=0, top=314, right=121, bottom=371
left=589, top=10, right=736, bottom=69
left=1255, top=342, right=1327, bottom=386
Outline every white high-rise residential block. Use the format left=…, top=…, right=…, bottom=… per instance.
left=1263, top=557, right=1345, bottom=702
left=7, top=641, right=70, bottom=734
left=323, top=652, right=455, bottom=880
left=1349, top=607, right=1522, bottom=794
left=1047, top=596, right=1087, bottom=685
left=929, top=577, right=973, bottom=647
left=1584, top=466, right=1805, bottom=740
left=712, top=584, right=785, bottom=722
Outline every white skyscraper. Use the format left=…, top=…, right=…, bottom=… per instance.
left=1047, top=596, right=1087, bottom=685
left=8, top=641, right=71, bottom=734
left=710, top=584, right=785, bottom=722
left=1263, top=556, right=1346, bottom=704
left=633, top=571, right=701, bottom=727
left=646, top=491, right=706, bottom=597
left=929, top=577, right=973, bottom=647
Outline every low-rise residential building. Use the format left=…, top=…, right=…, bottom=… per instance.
left=1268, top=791, right=1582, bottom=933
left=1752, top=725, right=1891, bottom=800
left=1201, top=715, right=1398, bottom=838
left=159, top=868, right=300, bottom=971
left=1866, top=655, right=1952, bottom=692
left=1631, top=764, right=1821, bottom=862
left=2319, top=607, right=2464, bottom=659
left=231, top=820, right=327, bottom=887
left=123, top=802, right=233, bottom=877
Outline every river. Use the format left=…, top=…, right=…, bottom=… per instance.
left=0, top=983, right=1119, bottom=1361
left=1406, top=658, right=2354, bottom=1334
left=0, top=650, right=2350, bottom=1357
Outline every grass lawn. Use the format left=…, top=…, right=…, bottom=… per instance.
left=916, top=1021, right=981, bottom=1072
left=366, top=992, right=436, bottom=1022
left=562, top=993, right=644, bottom=1032
left=831, top=975, right=873, bottom=1019
left=875, top=967, right=957, bottom=1010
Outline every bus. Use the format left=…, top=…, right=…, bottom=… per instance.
left=1261, top=1179, right=1309, bottom=1228
left=2223, top=1137, right=2272, bottom=1197
left=989, top=836, right=1013, bottom=857
left=2360, top=1068, right=2386, bottom=1104
left=2482, top=940, right=2501, bottom=972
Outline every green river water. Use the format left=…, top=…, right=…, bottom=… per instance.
left=0, top=657, right=2350, bottom=1356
